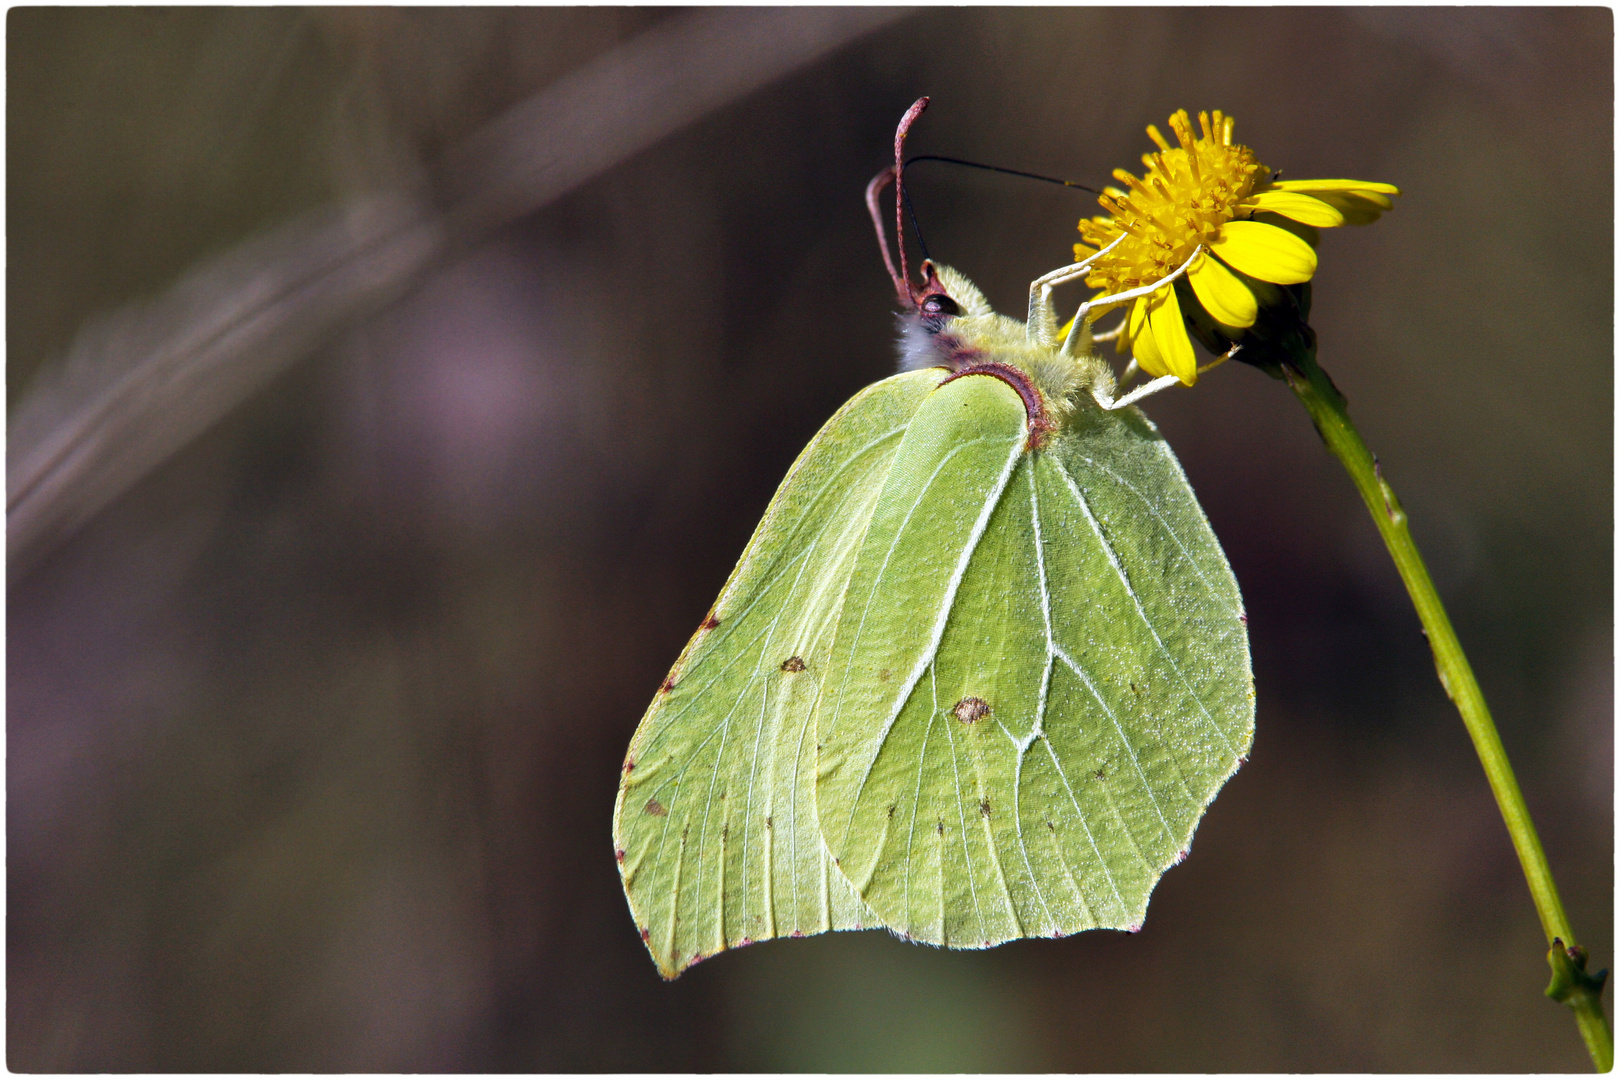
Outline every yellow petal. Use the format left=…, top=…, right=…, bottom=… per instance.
left=1188, top=254, right=1259, bottom=328
left=1252, top=211, right=1320, bottom=249
left=1307, top=190, right=1393, bottom=225
left=1211, top=220, right=1317, bottom=284
left=1124, top=293, right=1146, bottom=335
left=1129, top=295, right=1169, bottom=377
left=1147, top=285, right=1197, bottom=386
left=1271, top=178, right=1400, bottom=196
left=1247, top=190, right=1345, bottom=227
left=1338, top=190, right=1393, bottom=210
left=1109, top=294, right=1140, bottom=355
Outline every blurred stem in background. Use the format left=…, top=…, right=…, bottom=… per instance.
left=1281, top=338, right=1613, bottom=1072
left=4, top=8, right=907, bottom=581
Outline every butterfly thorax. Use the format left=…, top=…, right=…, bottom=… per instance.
left=898, top=262, right=1115, bottom=440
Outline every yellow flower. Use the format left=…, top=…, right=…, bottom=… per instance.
left=1075, top=109, right=1398, bottom=386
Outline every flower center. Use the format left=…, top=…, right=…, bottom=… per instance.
left=1077, top=110, right=1268, bottom=299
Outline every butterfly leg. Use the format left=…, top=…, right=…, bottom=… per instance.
left=1073, top=245, right=1202, bottom=324
left=1097, top=348, right=1237, bottom=411
left=1026, top=233, right=1128, bottom=348
left=1062, top=245, right=1202, bottom=360
left=1097, top=374, right=1182, bottom=410
left=1072, top=314, right=1128, bottom=367
left=1092, top=320, right=1127, bottom=344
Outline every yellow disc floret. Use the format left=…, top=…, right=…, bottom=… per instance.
left=1078, top=110, right=1266, bottom=297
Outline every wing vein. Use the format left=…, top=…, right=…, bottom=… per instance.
left=1069, top=450, right=1223, bottom=598
left=1050, top=457, right=1223, bottom=785
left=1053, top=644, right=1174, bottom=851
left=838, top=434, right=1026, bottom=828
left=943, top=713, right=988, bottom=943
left=715, top=423, right=912, bottom=631
left=1014, top=461, right=1057, bottom=931
left=1042, top=735, right=1128, bottom=922
left=901, top=667, right=939, bottom=935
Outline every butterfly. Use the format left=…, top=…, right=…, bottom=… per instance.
left=614, top=98, right=1253, bottom=979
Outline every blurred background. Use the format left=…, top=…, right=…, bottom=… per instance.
left=7, top=7, right=1611, bottom=1070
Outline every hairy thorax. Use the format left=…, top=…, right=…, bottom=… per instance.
left=897, top=263, right=1117, bottom=441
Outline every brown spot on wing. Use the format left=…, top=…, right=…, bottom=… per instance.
left=953, top=697, right=990, bottom=724
left=644, top=799, right=667, bottom=817
left=780, top=656, right=805, bottom=673
left=700, top=614, right=720, bottom=630
left=658, top=677, right=676, bottom=694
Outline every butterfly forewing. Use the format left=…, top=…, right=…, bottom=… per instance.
left=814, top=374, right=1037, bottom=945
left=614, top=368, right=944, bottom=978
left=815, top=377, right=1253, bottom=947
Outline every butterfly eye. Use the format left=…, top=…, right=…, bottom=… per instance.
left=920, top=293, right=960, bottom=317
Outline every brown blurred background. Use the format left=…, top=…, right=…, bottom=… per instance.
left=7, top=7, right=1611, bottom=1071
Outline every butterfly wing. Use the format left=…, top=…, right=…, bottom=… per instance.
left=614, top=367, right=944, bottom=978
left=816, top=374, right=1252, bottom=946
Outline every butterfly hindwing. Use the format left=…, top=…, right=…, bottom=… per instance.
left=815, top=375, right=1253, bottom=947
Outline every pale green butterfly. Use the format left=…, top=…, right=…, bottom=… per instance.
left=614, top=98, right=1253, bottom=979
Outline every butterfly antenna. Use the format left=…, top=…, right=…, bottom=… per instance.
left=893, top=97, right=930, bottom=305
left=864, top=98, right=942, bottom=309
left=903, top=154, right=1101, bottom=195
left=864, top=166, right=907, bottom=307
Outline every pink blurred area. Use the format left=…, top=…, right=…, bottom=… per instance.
left=8, top=7, right=1611, bottom=1070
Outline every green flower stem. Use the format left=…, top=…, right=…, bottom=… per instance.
left=1280, top=344, right=1611, bottom=1072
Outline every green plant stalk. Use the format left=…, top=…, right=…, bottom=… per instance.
left=1281, top=345, right=1612, bottom=1071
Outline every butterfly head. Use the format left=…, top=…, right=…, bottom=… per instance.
left=870, top=99, right=1114, bottom=425
left=897, top=260, right=1005, bottom=370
